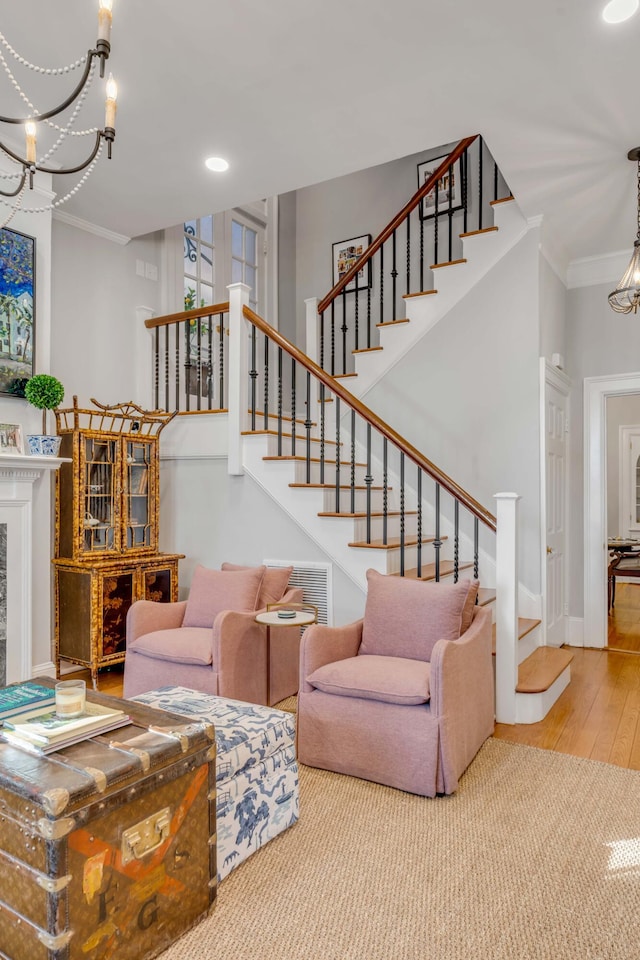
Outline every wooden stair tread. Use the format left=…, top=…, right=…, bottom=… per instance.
left=516, top=647, right=573, bottom=694
left=333, top=372, right=358, bottom=379
left=353, top=346, right=383, bottom=355
left=459, top=226, right=498, bottom=239
left=289, top=483, right=387, bottom=491
left=248, top=409, right=315, bottom=427
left=242, top=430, right=340, bottom=445
left=492, top=617, right=540, bottom=649
left=478, top=588, right=496, bottom=606
left=490, top=195, right=514, bottom=206
left=263, top=456, right=367, bottom=467
left=347, top=535, right=442, bottom=549
left=402, top=290, right=438, bottom=300
left=430, top=258, right=467, bottom=270
left=392, top=561, right=473, bottom=581
left=377, top=319, right=411, bottom=328
left=318, top=510, right=418, bottom=518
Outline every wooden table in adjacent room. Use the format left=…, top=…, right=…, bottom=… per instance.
left=255, top=603, right=318, bottom=705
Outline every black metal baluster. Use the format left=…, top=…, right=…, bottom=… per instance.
left=175, top=321, right=180, bottom=412
left=406, top=213, right=411, bottom=295
left=291, top=357, right=296, bottom=457
left=153, top=327, right=159, bottom=410
left=463, top=147, right=468, bottom=235
left=330, top=301, right=336, bottom=377
left=365, top=423, right=373, bottom=545
left=277, top=346, right=283, bottom=457
left=206, top=313, right=213, bottom=410
left=379, top=245, right=384, bottom=326
left=478, top=140, right=484, bottom=232
left=335, top=397, right=341, bottom=513
left=382, top=438, right=388, bottom=545
left=341, top=290, right=348, bottom=376
left=350, top=408, right=356, bottom=515
left=366, top=278, right=372, bottom=349
left=474, top=517, right=479, bottom=580
left=400, top=452, right=405, bottom=576
left=434, top=179, right=440, bottom=265
left=250, top=324, right=257, bottom=430
left=184, top=320, right=191, bottom=412
left=319, top=309, right=325, bottom=373
left=493, top=156, right=499, bottom=202
left=419, top=204, right=425, bottom=291
left=319, top=382, right=325, bottom=485
left=196, top=316, right=202, bottom=411
left=164, top=325, right=169, bottom=412
left=354, top=271, right=359, bottom=352
left=218, top=311, right=224, bottom=410
left=391, top=230, right=397, bottom=322
left=447, top=162, right=453, bottom=263
left=305, top=371, right=312, bottom=484
left=263, top=334, right=269, bottom=429
left=434, top=482, right=441, bottom=581
left=417, top=467, right=422, bottom=579
left=454, top=500, right=460, bottom=582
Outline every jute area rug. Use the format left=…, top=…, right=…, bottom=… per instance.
left=159, top=738, right=640, bottom=960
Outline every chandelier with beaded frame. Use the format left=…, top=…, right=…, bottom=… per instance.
left=0, top=0, right=117, bottom=229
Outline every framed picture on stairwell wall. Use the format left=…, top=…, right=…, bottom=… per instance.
left=332, top=234, right=372, bottom=293
left=417, top=154, right=465, bottom=220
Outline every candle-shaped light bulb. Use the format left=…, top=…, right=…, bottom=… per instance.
left=25, top=121, right=37, bottom=164
left=98, top=0, right=113, bottom=43
left=104, top=74, right=117, bottom=129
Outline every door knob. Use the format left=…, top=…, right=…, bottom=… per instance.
left=546, top=546, right=553, bottom=555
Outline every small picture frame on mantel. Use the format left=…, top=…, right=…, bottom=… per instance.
left=0, top=423, right=23, bottom=455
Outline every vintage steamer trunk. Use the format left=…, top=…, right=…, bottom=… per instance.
left=0, top=692, right=216, bottom=960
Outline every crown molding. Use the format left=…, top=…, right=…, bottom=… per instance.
left=53, top=210, right=130, bottom=245
left=566, top=250, right=629, bottom=290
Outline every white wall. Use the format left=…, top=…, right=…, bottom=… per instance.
left=539, top=251, right=567, bottom=364
left=565, top=280, right=640, bottom=617
left=606, top=393, right=640, bottom=538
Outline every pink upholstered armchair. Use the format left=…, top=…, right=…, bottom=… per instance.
left=123, top=563, right=303, bottom=705
left=297, top=570, right=494, bottom=797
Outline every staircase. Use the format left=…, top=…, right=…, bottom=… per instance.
left=146, top=135, right=573, bottom=725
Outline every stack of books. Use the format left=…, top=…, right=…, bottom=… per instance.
left=0, top=681, right=56, bottom=720
left=1, top=698, right=129, bottom=755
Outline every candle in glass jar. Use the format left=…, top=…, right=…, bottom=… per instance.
left=55, top=679, right=86, bottom=718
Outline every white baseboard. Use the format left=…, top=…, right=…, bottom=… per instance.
left=32, top=660, right=57, bottom=678
left=566, top=617, right=584, bottom=647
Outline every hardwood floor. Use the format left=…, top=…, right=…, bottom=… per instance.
left=75, top=641, right=640, bottom=773
left=608, top=581, right=640, bottom=653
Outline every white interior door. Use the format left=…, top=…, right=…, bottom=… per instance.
left=620, top=430, right=640, bottom=538
left=542, top=361, right=571, bottom=647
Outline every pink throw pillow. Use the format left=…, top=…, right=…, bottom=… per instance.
left=359, top=569, right=479, bottom=662
left=183, top=565, right=265, bottom=628
left=221, top=562, right=293, bottom=608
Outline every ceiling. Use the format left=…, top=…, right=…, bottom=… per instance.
left=1, top=0, right=639, bottom=270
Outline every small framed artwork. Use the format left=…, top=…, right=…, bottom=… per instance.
left=417, top=154, right=465, bottom=220
left=0, top=227, right=35, bottom=396
left=0, top=423, right=24, bottom=455
left=332, top=234, right=372, bottom=292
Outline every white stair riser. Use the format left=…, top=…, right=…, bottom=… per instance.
left=322, top=487, right=388, bottom=513
left=352, top=513, right=419, bottom=541
left=293, top=460, right=370, bottom=485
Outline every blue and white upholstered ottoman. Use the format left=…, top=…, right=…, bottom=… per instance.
left=131, top=687, right=299, bottom=881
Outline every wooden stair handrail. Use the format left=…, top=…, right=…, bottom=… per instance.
left=317, top=135, right=478, bottom=315
left=144, top=301, right=230, bottom=330
left=243, top=305, right=496, bottom=532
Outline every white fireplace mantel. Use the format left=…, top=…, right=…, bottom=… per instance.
left=0, top=454, right=68, bottom=684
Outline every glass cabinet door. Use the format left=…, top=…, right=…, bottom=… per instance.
left=124, top=438, right=154, bottom=550
left=83, top=437, right=118, bottom=554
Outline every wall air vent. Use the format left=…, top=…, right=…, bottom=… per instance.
left=263, top=559, right=332, bottom=625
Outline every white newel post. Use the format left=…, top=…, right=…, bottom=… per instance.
left=135, top=306, right=156, bottom=409
left=227, top=283, right=251, bottom=476
left=494, top=492, right=520, bottom=724
left=305, top=297, right=319, bottom=367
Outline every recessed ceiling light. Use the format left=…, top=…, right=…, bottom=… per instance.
left=603, top=0, right=639, bottom=23
left=205, top=156, right=229, bottom=172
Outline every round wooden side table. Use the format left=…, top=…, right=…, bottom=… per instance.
left=254, top=603, right=318, bottom=705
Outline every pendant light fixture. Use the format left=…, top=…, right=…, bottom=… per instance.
left=609, top=147, right=640, bottom=314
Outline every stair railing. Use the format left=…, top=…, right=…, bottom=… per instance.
left=144, top=302, right=230, bottom=413
left=315, top=134, right=512, bottom=376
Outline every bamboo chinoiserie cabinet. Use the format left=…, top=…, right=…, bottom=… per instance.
left=53, top=398, right=183, bottom=685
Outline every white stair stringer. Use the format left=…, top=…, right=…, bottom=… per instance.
left=342, top=199, right=528, bottom=401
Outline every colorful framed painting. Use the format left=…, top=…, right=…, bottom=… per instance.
left=332, top=234, right=372, bottom=293
left=417, top=154, right=465, bottom=220
left=0, top=227, right=35, bottom=396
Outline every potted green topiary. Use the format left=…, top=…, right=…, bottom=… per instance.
left=24, top=374, right=65, bottom=456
